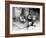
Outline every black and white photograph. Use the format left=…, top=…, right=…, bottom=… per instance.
left=12, top=7, right=40, bottom=31
left=10, top=4, right=43, bottom=34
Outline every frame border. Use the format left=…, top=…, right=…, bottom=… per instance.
left=5, top=1, right=45, bottom=37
